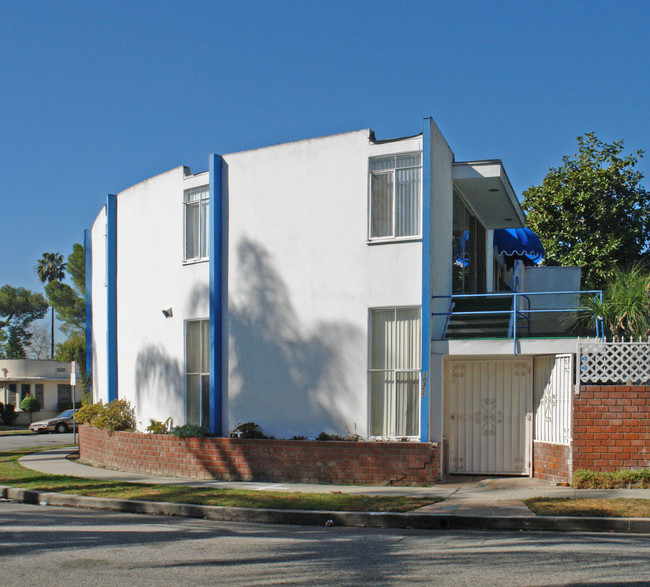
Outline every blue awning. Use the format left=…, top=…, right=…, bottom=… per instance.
left=494, top=228, right=545, bottom=265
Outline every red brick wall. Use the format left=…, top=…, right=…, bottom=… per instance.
left=572, top=385, right=650, bottom=472
left=533, top=441, right=571, bottom=485
left=79, top=426, right=440, bottom=486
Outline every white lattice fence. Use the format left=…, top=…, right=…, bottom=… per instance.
left=577, top=338, right=650, bottom=386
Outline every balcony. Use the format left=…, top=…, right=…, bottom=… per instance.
left=434, top=290, right=604, bottom=354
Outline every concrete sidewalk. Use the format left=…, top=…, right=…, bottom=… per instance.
left=18, top=447, right=650, bottom=518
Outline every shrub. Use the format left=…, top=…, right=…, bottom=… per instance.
left=170, top=423, right=210, bottom=438
left=572, top=469, right=650, bottom=489
left=92, top=399, right=136, bottom=432
left=147, top=417, right=173, bottom=434
left=74, top=401, right=104, bottom=426
left=1, top=404, right=17, bottom=426
left=316, top=432, right=343, bottom=441
left=228, top=422, right=269, bottom=439
left=19, top=395, right=41, bottom=424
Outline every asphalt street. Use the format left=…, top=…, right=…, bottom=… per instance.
left=0, top=432, right=75, bottom=451
left=1, top=502, right=650, bottom=586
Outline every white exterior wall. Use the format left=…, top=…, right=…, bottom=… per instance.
left=521, top=266, right=582, bottom=335
left=90, top=207, right=108, bottom=404
left=114, top=167, right=210, bottom=428
left=224, top=130, right=422, bottom=438
left=427, top=119, right=455, bottom=443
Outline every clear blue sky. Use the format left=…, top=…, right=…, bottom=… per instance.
left=2, top=0, right=649, bottom=295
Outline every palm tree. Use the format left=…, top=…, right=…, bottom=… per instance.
left=35, top=252, right=66, bottom=358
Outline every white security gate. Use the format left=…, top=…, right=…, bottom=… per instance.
left=533, top=355, right=573, bottom=445
left=445, top=359, right=532, bottom=475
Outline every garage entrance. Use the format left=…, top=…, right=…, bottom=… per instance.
left=445, top=358, right=532, bottom=475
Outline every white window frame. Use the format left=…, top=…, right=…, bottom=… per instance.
left=183, top=186, right=210, bottom=263
left=368, top=306, right=422, bottom=439
left=368, top=152, right=423, bottom=242
left=185, top=318, right=210, bottom=427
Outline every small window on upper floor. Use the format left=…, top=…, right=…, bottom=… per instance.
left=369, top=152, right=422, bottom=241
left=184, top=187, right=209, bottom=262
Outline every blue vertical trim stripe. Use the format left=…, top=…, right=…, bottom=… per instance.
left=209, top=154, right=224, bottom=436
left=84, top=228, right=93, bottom=389
left=420, top=119, right=431, bottom=442
left=106, top=194, right=118, bottom=402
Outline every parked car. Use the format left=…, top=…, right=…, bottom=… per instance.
left=29, top=409, right=75, bottom=433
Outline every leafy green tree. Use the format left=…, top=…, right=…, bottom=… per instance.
left=0, top=286, right=48, bottom=358
left=35, top=252, right=66, bottom=358
left=46, top=244, right=90, bottom=391
left=522, top=133, right=650, bottom=289
left=55, top=331, right=89, bottom=391
left=20, top=395, right=41, bottom=424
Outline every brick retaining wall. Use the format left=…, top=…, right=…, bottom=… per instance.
left=533, top=441, right=571, bottom=485
left=573, top=385, right=650, bottom=472
left=79, top=426, right=440, bottom=486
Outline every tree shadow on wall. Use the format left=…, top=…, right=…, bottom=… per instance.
left=229, top=238, right=364, bottom=438
left=134, top=345, right=184, bottom=427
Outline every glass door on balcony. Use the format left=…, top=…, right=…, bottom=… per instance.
left=452, top=191, right=486, bottom=294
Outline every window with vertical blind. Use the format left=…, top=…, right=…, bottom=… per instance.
left=186, top=319, right=210, bottom=427
left=369, top=307, right=421, bottom=437
left=184, top=186, right=209, bottom=261
left=369, top=152, right=422, bottom=240
left=34, top=383, right=44, bottom=408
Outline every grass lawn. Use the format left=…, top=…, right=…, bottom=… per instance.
left=0, top=428, right=34, bottom=436
left=526, top=497, right=650, bottom=518
left=0, top=448, right=441, bottom=512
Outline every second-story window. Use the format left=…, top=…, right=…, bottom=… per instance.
left=184, top=187, right=209, bottom=261
left=369, top=152, right=422, bottom=240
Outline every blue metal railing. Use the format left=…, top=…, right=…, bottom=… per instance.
left=432, top=290, right=604, bottom=355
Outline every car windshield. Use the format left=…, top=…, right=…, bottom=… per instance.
left=57, top=410, right=74, bottom=418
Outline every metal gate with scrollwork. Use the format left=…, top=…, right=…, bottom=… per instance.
left=445, top=358, right=532, bottom=475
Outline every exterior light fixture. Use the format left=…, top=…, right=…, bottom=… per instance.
left=162, top=308, right=173, bottom=318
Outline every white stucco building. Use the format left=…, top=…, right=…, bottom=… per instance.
left=1, top=359, right=78, bottom=423
left=87, top=117, right=595, bottom=477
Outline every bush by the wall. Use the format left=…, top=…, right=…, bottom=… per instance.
left=92, top=399, right=136, bottom=432
left=74, top=402, right=104, bottom=426
left=572, top=469, right=650, bottom=489
left=170, top=423, right=210, bottom=438
left=228, top=422, right=269, bottom=439
left=1, top=403, right=17, bottom=426
left=147, top=417, right=172, bottom=434
left=75, top=399, right=135, bottom=432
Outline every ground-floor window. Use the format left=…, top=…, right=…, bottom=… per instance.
left=7, top=383, right=17, bottom=406
left=34, top=383, right=44, bottom=408
left=369, top=307, right=421, bottom=437
left=57, top=384, right=72, bottom=410
left=20, top=384, right=30, bottom=403
left=186, top=319, right=210, bottom=428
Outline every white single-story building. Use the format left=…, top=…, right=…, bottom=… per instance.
left=86, top=117, right=597, bottom=477
left=0, top=359, right=79, bottom=423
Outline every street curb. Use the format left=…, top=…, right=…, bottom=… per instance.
left=1, top=485, right=649, bottom=533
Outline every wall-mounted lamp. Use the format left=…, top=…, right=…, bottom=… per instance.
left=162, top=307, right=173, bottom=318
